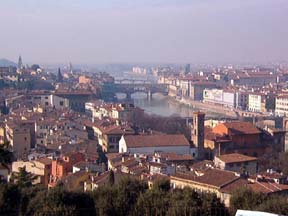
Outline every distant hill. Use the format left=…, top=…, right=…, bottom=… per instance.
left=0, top=58, right=17, bottom=67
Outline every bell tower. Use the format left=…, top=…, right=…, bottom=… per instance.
left=192, top=112, right=205, bottom=159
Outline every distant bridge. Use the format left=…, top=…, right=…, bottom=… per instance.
left=102, top=81, right=168, bottom=101
left=114, top=78, right=157, bottom=85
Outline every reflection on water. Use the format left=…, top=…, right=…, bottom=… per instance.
left=116, top=92, right=221, bottom=118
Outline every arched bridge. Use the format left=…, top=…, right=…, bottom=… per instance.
left=102, top=81, right=168, bottom=101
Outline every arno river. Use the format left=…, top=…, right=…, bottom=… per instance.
left=116, top=92, right=223, bottom=118
left=113, top=72, right=224, bottom=119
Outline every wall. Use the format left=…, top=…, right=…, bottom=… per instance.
left=214, top=157, right=257, bottom=174
left=248, top=94, right=262, bottom=112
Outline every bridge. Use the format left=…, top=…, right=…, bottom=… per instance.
left=102, top=81, right=168, bottom=101
left=114, top=79, right=156, bottom=85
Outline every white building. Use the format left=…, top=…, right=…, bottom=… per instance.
left=275, top=95, right=288, bottom=116
left=119, top=134, right=191, bottom=155
left=248, top=93, right=262, bottom=112
left=203, top=88, right=236, bottom=108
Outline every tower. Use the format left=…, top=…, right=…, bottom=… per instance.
left=184, top=64, right=191, bottom=74
left=69, top=62, right=73, bottom=74
left=18, top=55, right=23, bottom=69
left=192, top=112, right=205, bottom=159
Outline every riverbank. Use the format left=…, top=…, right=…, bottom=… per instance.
left=167, top=96, right=239, bottom=119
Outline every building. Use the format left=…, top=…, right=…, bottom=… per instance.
left=49, top=152, right=85, bottom=186
left=79, top=75, right=92, bottom=84
left=5, top=123, right=31, bottom=159
left=231, top=72, right=277, bottom=87
left=248, top=93, right=275, bottom=113
left=92, top=120, right=134, bottom=153
left=54, top=90, right=93, bottom=112
left=27, top=92, right=69, bottom=109
left=248, top=93, right=262, bottom=112
left=171, top=168, right=288, bottom=207
left=275, top=95, right=288, bottom=116
left=119, top=134, right=191, bottom=155
left=190, top=82, right=217, bottom=101
left=12, top=157, right=52, bottom=185
left=203, top=88, right=248, bottom=109
left=192, top=112, right=205, bottom=159
left=204, top=121, right=285, bottom=159
left=214, top=153, right=257, bottom=174
left=0, top=124, right=5, bottom=144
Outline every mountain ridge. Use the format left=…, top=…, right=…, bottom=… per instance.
left=0, top=58, right=17, bottom=67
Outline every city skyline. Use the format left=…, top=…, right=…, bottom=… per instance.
left=1, top=0, right=288, bottom=64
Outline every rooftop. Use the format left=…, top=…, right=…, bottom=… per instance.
left=216, top=153, right=257, bottom=164
left=123, top=134, right=190, bottom=148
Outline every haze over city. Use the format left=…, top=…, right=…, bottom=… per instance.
left=1, top=0, right=288, bottom=64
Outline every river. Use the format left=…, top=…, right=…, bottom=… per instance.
left=116, top=92, right=225, bottom=118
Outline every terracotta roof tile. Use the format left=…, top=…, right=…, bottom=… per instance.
left=172, top=168, right=239, bottom=188
left=216, top=153, right=257, bottom=164
left=124, top=134, right=190, bottom=148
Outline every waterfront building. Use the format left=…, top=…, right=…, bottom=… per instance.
left=248, top=93, right=275, bottom=113
left=275, top=95, right=288, bottom=116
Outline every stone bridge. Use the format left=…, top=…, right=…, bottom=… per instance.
left=102, top=82, right=168, bottom=101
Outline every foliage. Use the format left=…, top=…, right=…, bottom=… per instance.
left=0, top=178, right=287, bottom=216
left=0, top=183, right=21, bottom=215
left=258, top=151, right=288, bottom=175
left=108, top=170, right=115, bottom=186
left=92, top=177, right=148, bottom=216
left=10, top=167, right=38, bottom=188
left=0, top=141, right=14, bottom=165
left=27, top=186, right=96, bottom=216
left=152, top=178, right=171, bottom=192
left=132, top=113, right=191, bottom=139
left=230, top=188, right=288, bottom=216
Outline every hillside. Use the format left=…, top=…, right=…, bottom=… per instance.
left=0, top=58, right=17, bottom=67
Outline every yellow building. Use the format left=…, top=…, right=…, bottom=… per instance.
left=5, top=123, right=31, bottom=159
left=12, top=157, right=52, bottom=185
left=0, top=124, right=5, bottom=145
left=170, top=168, right=288, bottom=207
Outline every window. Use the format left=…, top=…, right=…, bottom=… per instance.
left=24, top=137, right=27, bottom=141
left=60, top=101, right=64, bottom=106
left=45, top=96, right=48, bottom=99
left=45, top=102, right=49, bottom=106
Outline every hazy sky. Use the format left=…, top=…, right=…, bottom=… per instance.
left=1, top=0, right=288, bottom=64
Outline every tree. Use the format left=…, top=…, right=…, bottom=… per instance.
left=116, top=177, right=148, bottom=216
left=168, top=188, right=203, bottom=216
left=152, top=178, right=170, bottom=192
left=201, top=193, right=228, bottom=216
left=134, top=188, right=170, bottom=216
left=0, top=184, right=21, bottom=215
left=27, top=186, right=96, bottom=216
left=0, top=142, right=14, bottom=165
left=108, top=170, right=115, bottom=186
left=10, top=166, right=38, bottom=188
left=230, top=188, right=266, bottom=215
left=256, top=195, right=288, bottom=215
